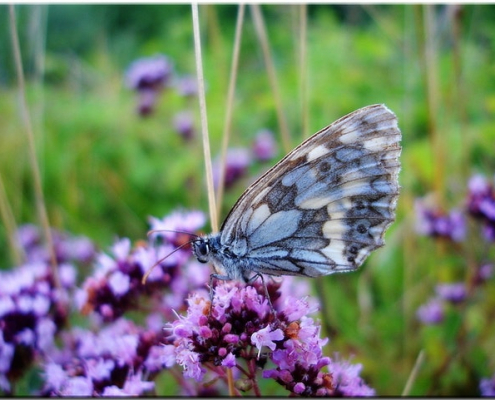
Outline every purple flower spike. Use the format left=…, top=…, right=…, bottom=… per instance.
left=77, top=210, right=208, bottom=322
left=125, top=54, right=173, bottom=91
left=168, top=278, right=374, bottom=396
left=252, top=129, right=277, bottom=161
left=416, top=298, right=444, bottom=324
left=327, top=357, right=376, bottom=397
left=447, top=210, right=466, bottom=242
left=176, top=75, right=198, bottom=97
left=478, top=263, right=494, bottom=282
left=468, top=175, right=491, bottom=199
left=59, top=376, right=94, bottom=396
left=148, top=210, right=206, bottom=245
left=40, top=318, right=159, bottom=396
left=467, top=174, right=495, bottom=241
left=173, top=111, right=195, bottom=141
left=435, top=282, right=466, bottom=303
left=415, top=199, right=466, bottom=242
left=483, top=223, right=495, bottom=242
left=212, top=148, right=252, bottom=190
left=125, top=54, right=174, bottom=116
left=480, top=374, right=495, bottom=396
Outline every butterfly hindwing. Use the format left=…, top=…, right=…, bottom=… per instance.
left=216, top=104, right=401, bottom=279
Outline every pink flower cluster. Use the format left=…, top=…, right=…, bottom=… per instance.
left=166, top=279, right=375, bottom=396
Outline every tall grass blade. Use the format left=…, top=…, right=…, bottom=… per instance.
left=192, top=3, right=218, bottom=233
left=215, top=5, right=245, bottom=218
left=0, top=174, right=23, bottom=265
left=402, top=350, right=425, bottom=396
left=298, top=4, right=309, bottom=140
left=9, top=5, right=59, bottom=286
left=250, top=4, right=291, bottom=153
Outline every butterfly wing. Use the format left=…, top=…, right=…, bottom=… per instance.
left=219, top=104, right=401, bottom=278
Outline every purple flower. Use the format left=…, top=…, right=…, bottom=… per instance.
left=447, top=210, right=466, bottom=241
left=483, top=223, right=495, bottom=242
left=0, top=296, right=15, bottom=319
left=293, top=382, right=306, bottom=394
left=101, top=386, right=127, bottom=396
left=176, top=75, right=198, bottom=97
left=148, top=210, right=206, bottom=244
left=14, top=224, right=96, bottom=266
left=415, top=199, right=466, bottom=242
left=144, top=345, right=173, bottom=372
left=125, top=54, right=173, bottom=91
left=59, top=376, right=94, bottom=396
left=135, top=89, right=157, bottom=116
left=327, top=356, right=376, bottom=396
left=469, top=174, right=491, bottom=196
left=168, top=281, right=274, bottom=382
left=435, top=282, right=466, bottom=303
left=417, top=298, right=444, bottom=324
left=108, top=271, right=130, bottom=297
left=480, top=199, right=495, bottom=220
left=40, top=318, right=160, bottom=396
left=43, top=363, right=67, bottom=392
left=252, top=129, right=277, bottom=161
left=125, top=54, right=174, bottom=116
left=173, top=111, right=195, bottom=141
left=15, top=223, right=40, bottom=250
left=212, top=148, right=252, bottom=189
left=0, top=332, right=15, bottom=374
left=0, top=250, right=77, bottom=392
left=251, top=325, right=284, bottom=357
left=175, top=348, right=205, bottom=381
left=120, top=371, right=155, bottom=395
left=57, top=236, right=96, bottom=264
left=86, top=358, right=114, bottom=381
left=58, top=263, right=77, bottom=288
left=78, top=211, right=208, bottom=321
left=467, top=174, right=495, bottom=241
left=478, top=263, right=494, bottom=282
left=111, top=237, right=131, bottom=260
left=168, top=278, right=373, bottom=396
left=221, top=353, right=236, bottom=368
left=36, top=318, right=57, bottom=352
left=480, top=374, right=495, bottom=396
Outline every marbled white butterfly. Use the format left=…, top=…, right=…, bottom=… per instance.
left=192, top=104, right=401, bottom=283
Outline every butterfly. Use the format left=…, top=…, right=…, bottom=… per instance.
left=192, top=104, right=401, bottom=284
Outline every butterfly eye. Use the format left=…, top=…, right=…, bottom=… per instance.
left=193, top=240, right=210, bottom=263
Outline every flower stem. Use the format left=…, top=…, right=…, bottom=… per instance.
left=226, top=368, right=236, bottom=396
left=248, top=358, right=262, bottom=396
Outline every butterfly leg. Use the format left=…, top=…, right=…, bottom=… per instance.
left=208, top=273, right=276, bottom=319
left=245, top=273, right=276, bottom=318
left=208, top=273, right=231, bottom=317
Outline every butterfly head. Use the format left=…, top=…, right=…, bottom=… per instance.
left=191, top=234, right=236, bottom=279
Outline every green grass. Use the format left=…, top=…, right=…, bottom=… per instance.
left=2, top=4, right=495, bottom=396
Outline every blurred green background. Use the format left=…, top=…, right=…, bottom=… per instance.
left=2, top=4, right=495, bottom=396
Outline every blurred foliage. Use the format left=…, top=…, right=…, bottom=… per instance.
left=1, top=3, right=495, bottom=396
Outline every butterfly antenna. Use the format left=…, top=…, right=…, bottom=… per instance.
left=147, top=228, right=201, bottom=239
left=141, top=240, right=194, bottom=285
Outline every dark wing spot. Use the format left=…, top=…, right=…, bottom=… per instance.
left=318, top=160, right=331, bottom=173
left=265, top=182, right=297, bottom=213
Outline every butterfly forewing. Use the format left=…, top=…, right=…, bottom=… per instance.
left=216, top=104, right=401, bottom=279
